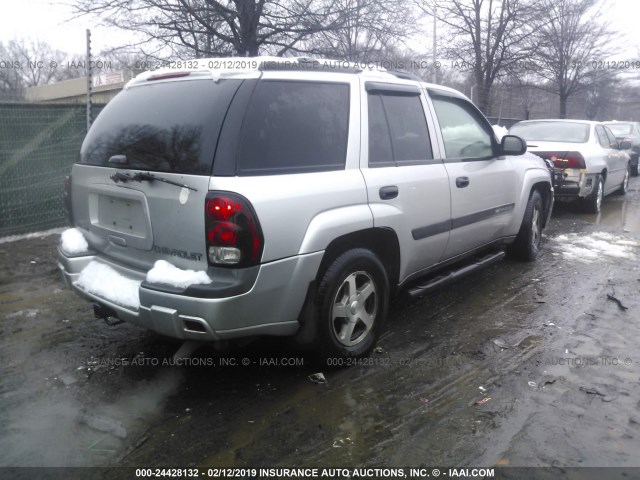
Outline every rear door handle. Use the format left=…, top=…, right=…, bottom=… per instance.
left=456, top=176, right=470, bottom=188
left=379, top=186, right=399, bottom=200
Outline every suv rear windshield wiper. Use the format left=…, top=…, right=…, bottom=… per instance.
left=132, top=172, right=197, bottom=191
left=110, top=171, right=197, bottom=191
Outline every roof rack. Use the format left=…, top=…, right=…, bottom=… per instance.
left=259, top=57, right=363, bottom=74
left=387, top=69, right=423, bottom=81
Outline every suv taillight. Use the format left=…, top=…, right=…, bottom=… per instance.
left=63, top=175, right=73, bottom=223
left=205, top=192, right=263, bottom=267
left=537, top=151, right=586, bottom=169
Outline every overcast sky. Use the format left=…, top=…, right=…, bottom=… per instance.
left=0, top=0, right=638, bottom=60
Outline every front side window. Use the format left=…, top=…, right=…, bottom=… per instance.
left=237, top=81, right=349, bottom=175
left=431, top=96, right=494, bottom=158
left=367, top=92, right=433, bottom=165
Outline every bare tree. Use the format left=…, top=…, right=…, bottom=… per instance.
left=533, top=0, right=612, bottom=118
left=69, top=0, right=389, bottom=58
left=301, top=0, right=414, bottom=62
left=419, top=0, right=541, bottom=114
left=0, top=42, right=24, bottom=101
left=5, top=38, right=68, bottom=87
left=505, top=73, right=546, bottom=119
left=580, top=69, right=617, bottom=120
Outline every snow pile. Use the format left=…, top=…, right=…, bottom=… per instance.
left=60, top=228, right=89, bottom=255
left=75, top=261, right=141, bottom=309
left=493, top=125, right=508, bottom=141
left=552, top=232, right=639, bottom=263
left=146, top=260, right=212, bottom=289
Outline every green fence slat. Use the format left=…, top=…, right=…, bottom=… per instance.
left=0, top=102, right=106, bottom=237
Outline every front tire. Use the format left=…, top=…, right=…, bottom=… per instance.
left=507, top=190, right=543, bottom=262
left=314, top=249, right=389, bottom=360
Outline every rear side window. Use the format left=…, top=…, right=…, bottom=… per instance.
left=368, top=92, right=433, bottom=166
left=237, top=81, right=349, bottom=175
left=595, top=125, right=610, bottom=148
left=80, top=79, right=242, bottom=175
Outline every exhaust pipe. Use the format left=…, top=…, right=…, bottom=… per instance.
left=93, top=303, right=124, bottom=326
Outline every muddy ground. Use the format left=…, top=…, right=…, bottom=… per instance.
left=1, top=179, right=640, bottom=478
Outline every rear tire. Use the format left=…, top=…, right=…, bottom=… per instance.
left=615, top=166, right=630, bottom=195
left=312, top=249, right=389, bottom=360
left=582, top=175, right=603, bottom=214
left=507, top=190, right=543, bottom=262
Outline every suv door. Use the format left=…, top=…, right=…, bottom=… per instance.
left=360, top=81, right=451, bottom=282
left=427, top=89, right=518, bottom=259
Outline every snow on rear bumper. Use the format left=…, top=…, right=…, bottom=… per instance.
left=57, top=247, right=323, bottom=340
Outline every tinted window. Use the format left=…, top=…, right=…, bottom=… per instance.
left=237, top=81, right=349, bottom=175
left=80, top=79, right=242, bottom=174
left=368, top=94, right=394, bottom=165
left=368, top=93, right=432, bottom=165
left=509, top=121, right=590, bottom=143
left=431, top=96, right=493, bottom=158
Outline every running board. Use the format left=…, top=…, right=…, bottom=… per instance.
left=407, top=250, right=506, bottom=298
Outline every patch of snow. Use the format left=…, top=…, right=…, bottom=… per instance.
left=6, top=309, right=39, bottom=319
left=0, top=227, right=65, bottom=245
left=75, top=261, right=141, bottom=309
left=146, top=260, right=212, bottom=289
left=493, top=125, right=508, bottom=141
left=60, top=228, right=89, bottom=255
left=551, top=232, right=638, bottom=263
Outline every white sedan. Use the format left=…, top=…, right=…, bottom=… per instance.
left=509, top=119, right=631, bottom=213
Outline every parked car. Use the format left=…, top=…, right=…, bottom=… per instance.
left=58, top=57, right=553, bottom=359
left=603, top=121, right=640, bottom=177
left=509, top=119, right=631, bottom=214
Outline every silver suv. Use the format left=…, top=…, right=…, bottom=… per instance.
left=58, top=57, right=553, bottom=359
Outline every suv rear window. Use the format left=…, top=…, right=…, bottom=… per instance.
left=79, top=79, right=242, bottom=175
left=237, top=81, right=349, bottom=175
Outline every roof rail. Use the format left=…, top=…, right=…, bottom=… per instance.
left=260, top=57, right=363, bottom=74
left=387, top=69, right=423, bottom=81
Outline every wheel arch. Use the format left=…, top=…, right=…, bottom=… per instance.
left=531, top=181, right=553, bottom=228
left=318, top=227, right=401, bottom=294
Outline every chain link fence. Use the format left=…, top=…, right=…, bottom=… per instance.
left=0, top=102, right=105, bottom=237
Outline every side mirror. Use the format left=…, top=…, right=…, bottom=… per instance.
left=501, top=135, right=527, bottom=155
left=619, top=140, right=632, bottom=150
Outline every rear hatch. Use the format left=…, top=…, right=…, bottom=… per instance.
left=71, top=74, right=243, bottom=272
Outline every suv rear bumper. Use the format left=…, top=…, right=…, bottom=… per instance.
left=58, top=248, right=323, bottom=340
